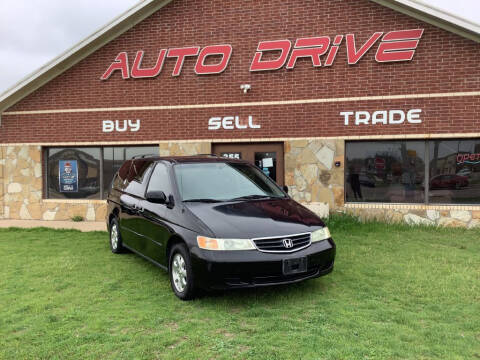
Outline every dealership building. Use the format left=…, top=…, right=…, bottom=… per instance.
left=0, top=0, right=479, bottom=227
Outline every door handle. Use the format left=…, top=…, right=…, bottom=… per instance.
left=131, top=203, right=144, bottom=213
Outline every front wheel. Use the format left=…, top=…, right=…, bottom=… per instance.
left=109, top=218, right=125, bottom=253
left=169, top=243, right=196, bottom=300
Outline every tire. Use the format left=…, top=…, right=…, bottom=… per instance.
left=109, top=218, right=125, bottom=254
left=169, top=243, right=196, bottom=300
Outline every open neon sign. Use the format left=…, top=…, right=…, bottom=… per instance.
left=457, top=153, right=480, bottom=165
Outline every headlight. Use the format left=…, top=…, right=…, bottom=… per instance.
left=197, top=236, right=256, bottom=251
left=311, top=227, right=331, bottom=243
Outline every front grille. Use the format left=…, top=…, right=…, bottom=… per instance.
left=224, top=268, right=319, bottom=287
left=252, top=233, right=311, bottom=253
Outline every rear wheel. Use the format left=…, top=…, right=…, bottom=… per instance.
left=169, top=243, right=196, bottom=300
left=109, top=218, right=124, bottom=253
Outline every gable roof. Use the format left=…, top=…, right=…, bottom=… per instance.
left=371, top=0, right=480, bottom=42
left=0, top=0, right=173, bottom=116
left=0, top=0, right=478, bottom=117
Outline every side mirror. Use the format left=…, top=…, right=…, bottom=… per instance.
left=146, top=190, right=167, bottom=204
left=283, top=185, right=289, bottom=194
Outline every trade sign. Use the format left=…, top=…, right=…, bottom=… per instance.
left=340, top=109, right=422, bottom=126
left=101, top=29, right=423, bottom=79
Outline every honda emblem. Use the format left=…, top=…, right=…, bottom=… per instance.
left=282, top=238, right=294, bottom=249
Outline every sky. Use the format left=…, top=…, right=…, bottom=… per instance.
left=0, top=0, right=479, bottom=95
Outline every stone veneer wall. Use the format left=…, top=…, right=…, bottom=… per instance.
left=284, top=138, right=480, bottom=228
left=344, top=205, right=480, bottom=228
left=0, top=142, right=212, bottom=221
left=0, top=146, right=5, bottom=217
left=2, top=141, right=480, bottom=228
left=159, top=141, right=211, bottom=156
left=1, top=145, right=106, bottom=221
left=284, top=139, right=344, bottom=218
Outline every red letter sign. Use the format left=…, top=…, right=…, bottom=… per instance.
left=375, top=29, right=424, bottom=62
left=324, top=35, right=344, bottom=67
left=167, top=47, right=200, bottom=76
left=131, top=50, right=167, bottom=78
left=195, top=45, right=233, bottom=75
left=286, top=36, right=330, bottom=69
left=250, top=40, right=291, bottom=71
left=345, top=32, right=383, bottom=65
left=100, top=52, right=130, bottom=80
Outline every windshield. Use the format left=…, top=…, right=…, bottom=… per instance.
left=174, top=162, right=286, bottom=201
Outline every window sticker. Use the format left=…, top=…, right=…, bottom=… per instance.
left=59, top=160, right=78, bottom=193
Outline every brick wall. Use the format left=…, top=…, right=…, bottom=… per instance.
left=1, top=0, right=479, bottom=143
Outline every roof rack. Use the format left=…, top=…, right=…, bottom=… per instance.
left=131, top=154, right=159, bottom=159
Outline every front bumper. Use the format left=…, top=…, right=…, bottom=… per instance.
left=190, top=238, right=335, bottom=290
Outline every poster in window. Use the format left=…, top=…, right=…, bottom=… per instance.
left=59, top=160, right=78, bottom=192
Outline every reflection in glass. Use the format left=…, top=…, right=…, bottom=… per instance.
left=345, top=141, right=425, bottom=203
left=174, top=162, right=285, bottom=201
left=429, top=140, right=480, bottom=204
left=255, top=152, right=277, bottom=182
left=47, top=146, right=158, bottom=199
left=47, top=148, right=101, bottom=199
left=102, top=146, right=158, bottom=197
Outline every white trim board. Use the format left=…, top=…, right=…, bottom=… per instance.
left=3, top=91, right=480, bottom=116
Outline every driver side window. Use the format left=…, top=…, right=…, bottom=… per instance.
left=147, top=163, right=173, bottom=196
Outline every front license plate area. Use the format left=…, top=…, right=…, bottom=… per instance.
left=283, top=257, right=307, bottom=275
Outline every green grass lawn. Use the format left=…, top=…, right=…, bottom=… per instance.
left=1, top=217, right=479, bottom=360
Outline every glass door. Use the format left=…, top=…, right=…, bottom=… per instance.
left=212, top=143, right=284, bottom=186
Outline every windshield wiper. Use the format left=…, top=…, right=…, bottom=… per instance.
left=229, top=194, right=280, bottom=201
left=183, top=198, right=224, bottom=203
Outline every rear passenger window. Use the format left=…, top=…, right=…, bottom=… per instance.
left=131, top=160, right=152, bottom=183
left=118, top=160, right=132, bottom=180
left=124, top=160, right=154, bottom=198
left=113, top=160, right=132, bottom=190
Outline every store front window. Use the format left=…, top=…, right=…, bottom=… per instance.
left=346, top=139, right=480, bottom=205
left=429, top=139, right=480, bottom=204
left=345, top=141, right=426, bottom=203
left=46, top=146, right=158, bottom=199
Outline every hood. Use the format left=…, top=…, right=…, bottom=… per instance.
left=185, top=198, right=325, bottom=239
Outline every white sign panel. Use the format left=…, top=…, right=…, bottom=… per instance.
left=208, top=116, right=261, bottom=130
left=340, top=109, right=422, bottom=126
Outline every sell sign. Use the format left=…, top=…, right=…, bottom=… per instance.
left=59, top=160, right=78, bottom=192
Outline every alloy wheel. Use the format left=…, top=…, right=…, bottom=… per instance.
left=171, top=253, right=187, bottom=293
left=111, top=224, right=118, bottom=250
